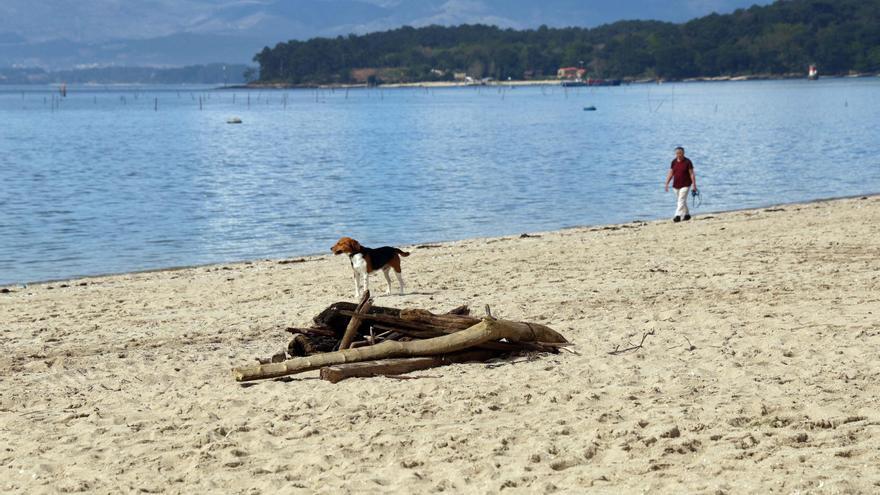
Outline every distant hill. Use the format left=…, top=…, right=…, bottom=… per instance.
left=0, top=34, right=268, bottom=69
left=254, top=0, right=880, bottom=85
left=0, top=64, right=254, bottom=85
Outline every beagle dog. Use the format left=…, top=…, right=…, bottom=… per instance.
left=331, top=237, right=409, bottom=298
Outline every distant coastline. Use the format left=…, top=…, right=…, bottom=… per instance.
left=0, top=64, right=254, bottom=86
left=232, top=71, right=880, bottom=90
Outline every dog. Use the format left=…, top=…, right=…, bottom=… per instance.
left=331, top=237, right=409, bottom=298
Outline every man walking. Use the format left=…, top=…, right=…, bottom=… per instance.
left=664, top=146, right=697, bottom=222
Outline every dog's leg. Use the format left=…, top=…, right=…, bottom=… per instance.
left=352, top=269, right=361, bottom=299
left=395, top=271, right=405, bottom=295
left=362, top=270, right=369, bottom=296
left=382, top=267, right=394, bottom=294
left=350, top=253, right=368, bottom=299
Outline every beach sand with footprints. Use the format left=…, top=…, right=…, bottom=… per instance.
left=2, top=196, right=879, bottom=493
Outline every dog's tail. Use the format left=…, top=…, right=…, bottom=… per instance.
left=395, top=248, right=410, bottom=257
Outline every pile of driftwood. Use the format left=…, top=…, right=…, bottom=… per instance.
left=232, top=291, right=570, bottom=383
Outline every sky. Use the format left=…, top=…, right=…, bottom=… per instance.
left=0, top=0, right=774, bottom=68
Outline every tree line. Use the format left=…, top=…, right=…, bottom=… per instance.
left=254, top=0, right=880, bottom=85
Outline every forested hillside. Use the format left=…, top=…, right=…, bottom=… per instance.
left=254, top=0, right=880, bottom=84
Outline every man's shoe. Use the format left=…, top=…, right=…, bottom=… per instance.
left=683, top=214, right=691, bottom=221
left=673, top=216, right=681, bottom=223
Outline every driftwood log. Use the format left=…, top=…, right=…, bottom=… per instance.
left=238, top=301, right=569, bottom=383
left=283, top=302, right=479, bottom=356
left=287, top=333, right=338, bottom=356
left=312, top=301, right=407, bottom=337
left=319, top=350, right=500, bottom=383
left=233, top=317, right=567, bottom=382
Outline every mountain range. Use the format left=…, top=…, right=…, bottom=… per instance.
left=0, top=0, right=771, bottom=69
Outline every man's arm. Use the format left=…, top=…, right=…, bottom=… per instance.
left=664, top=169, right=673, bottom=192
left=689, top=166, right=697, bottom=191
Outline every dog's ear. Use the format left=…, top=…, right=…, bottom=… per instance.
left=349, top=238, right=362, bottom=251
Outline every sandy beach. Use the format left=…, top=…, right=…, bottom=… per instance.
left=2, top=196, right=879, bottom=493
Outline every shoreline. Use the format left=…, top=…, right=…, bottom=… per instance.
left=3, top=192, right=877, bottom=289
left=233, top=72, right=880, bottom=90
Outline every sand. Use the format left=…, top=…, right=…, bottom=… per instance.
left=2, top=196, right=879, bottom=494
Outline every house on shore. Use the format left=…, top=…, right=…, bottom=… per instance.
left=557, top=67, right=586, bottom=80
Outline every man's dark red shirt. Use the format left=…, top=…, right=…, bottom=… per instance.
left=670, top=158, right=693, bottom=188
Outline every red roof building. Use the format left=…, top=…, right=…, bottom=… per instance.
left=557, top=67, right=586, bottom=79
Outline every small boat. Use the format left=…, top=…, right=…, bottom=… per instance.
left=808, top=65, right=819, bottom=80
left=227, top=117, right=243, bottom=124
left=583, top=105, right=597, bottom=111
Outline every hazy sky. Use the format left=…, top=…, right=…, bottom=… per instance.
left=0, top=0, right=773, bottom=43
left=0, top=0, right=775, bottom=68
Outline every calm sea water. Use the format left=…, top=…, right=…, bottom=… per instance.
left=1, top=78, right=878, bottom=285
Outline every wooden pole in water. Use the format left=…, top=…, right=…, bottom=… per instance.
left=154, top=97, right=158, bottom=111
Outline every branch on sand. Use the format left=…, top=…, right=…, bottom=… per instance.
left=608, top=330, right=655, bottom=355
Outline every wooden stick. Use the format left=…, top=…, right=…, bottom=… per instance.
left=233, top=318, right=566, bottom=382
left=370, top=323, right=442, bottom=339
left=608, top=330, right=655, bottom=355
left=337, top=310, right=480, bottom=334
left=312, top=301, right=402, bottom=335
left=338, top=291, right=371, bottom=350
left=371, top=323, right=537, bottom=353
left=341, top=309, right=568, bottom=345
left=319, top=350, right=499, bottom=383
